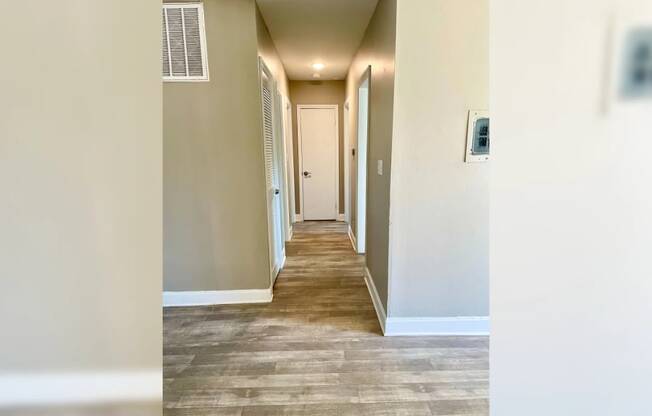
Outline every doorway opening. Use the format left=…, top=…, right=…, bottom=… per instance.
left=343, top=100, right=351, bottom=224
left=354, top=67, right=370, bottom=254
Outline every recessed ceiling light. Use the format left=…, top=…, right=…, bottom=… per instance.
left=312, top=73, right=321, bottom=78
left=312, top=63, right=325, bottom=70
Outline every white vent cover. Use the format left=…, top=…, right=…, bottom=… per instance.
left=162, top=4, right=209, bottom=81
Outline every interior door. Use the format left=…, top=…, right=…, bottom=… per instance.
left=299, top=106, right=338, bottom=220
left=261, top=64, right=284, bottom=281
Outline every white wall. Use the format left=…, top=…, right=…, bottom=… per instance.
left=491, top=0, right=652, bottom=413
left=388, top=0, right=489, bottom=317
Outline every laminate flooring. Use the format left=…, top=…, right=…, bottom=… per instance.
left=163, top=221, right=489, bottom=415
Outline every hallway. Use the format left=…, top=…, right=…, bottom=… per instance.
left=163, top=221, right=488, bottom=415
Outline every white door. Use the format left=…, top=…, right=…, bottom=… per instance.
left=299, top=106, right=338, bottom=220
left=260, top=62, right=284, bottom=281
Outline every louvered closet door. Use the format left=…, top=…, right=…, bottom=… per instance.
left=262, top=82, right=276, bottom=191
left=261, top=72, right=283, bottom=279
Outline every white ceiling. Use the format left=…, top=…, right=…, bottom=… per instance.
left=256, top=0, right=379, bottom=80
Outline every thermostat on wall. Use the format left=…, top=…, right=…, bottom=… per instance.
left=605, top=15, right=652, bottom=113
left=465, top=110, right=490, bottom=163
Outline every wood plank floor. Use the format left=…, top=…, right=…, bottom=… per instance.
left=164, top=221, right=489, bottom=415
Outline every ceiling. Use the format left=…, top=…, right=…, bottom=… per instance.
left=256, top=0, right=379, bottom=80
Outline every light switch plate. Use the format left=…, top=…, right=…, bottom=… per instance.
left=377, top=160, right=383, bottom=175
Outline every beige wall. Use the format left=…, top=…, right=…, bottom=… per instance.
left=0, top=1, right=161, bottom=372
left=289, top=81, right=346, bottom=215
left=388, top=0, right=489, bottom=317
left=256, top=5, right=290, bottom=98
left=345, top=0, right=397, bottom=311
left=164, top=0, right=271, bottom=291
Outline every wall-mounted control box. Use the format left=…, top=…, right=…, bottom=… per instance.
left=620, top=28, right=652, bottom=99
left=605, top=16, right=652, bottom=112
left=465, top=110, right=490, bottom=163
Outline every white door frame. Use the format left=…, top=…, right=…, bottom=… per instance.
left=275, top=89, right=291, bottom=245
left=343, top=101, right=351, bottom=224
left=356, top=67, right=371, bottom=254
left=282, top=97, right=296, bottom=228
left=258, top=57, right=285, bottom=286
left=296, top=104, right=339, bottom=221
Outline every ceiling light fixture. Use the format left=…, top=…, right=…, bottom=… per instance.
left=312, top=63, right=325, bottom=70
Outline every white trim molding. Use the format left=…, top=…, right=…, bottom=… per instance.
left=272, top=255, right=286, bottom=286
left=363, top=267, right=387, bottom=334
left=337, top=213, right=346, bottom=221
left=295, top=213, right=304, bottom=222
left=385, top=316, right=490, bottom=336
left=0, top=370, right=160, bottom=407
left=363, top=267, right=489, bottom=336
left=343, top=100, right=351, bottom=224
left=163, top=287, right=273, bottom=307
left=348, top=225, right=357, bottom=252
left=355, top=67, right=371, bottom=254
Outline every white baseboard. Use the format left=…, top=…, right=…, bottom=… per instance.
left=163, top=287, right=273, bottom=307
left=348, top=225, right=357, bottom=251
left=272, top=255, right=286, bottom=285
left=337, top=213, right=346, bottom=221
left=0, top=370, right=160, bottom=406
left=363, top=267, right=489, bottom=336
left=272, top=253, right=286, bottom=281
left=295, top=214, right=303, bottom=222
left=363, top=267, right=387, bottom=334
left=385, top=316, right=490, bottom=336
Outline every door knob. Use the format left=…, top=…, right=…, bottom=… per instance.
left=303, top=171, right=312, bottom=177
left=274, top=188, right=280, bottom=195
